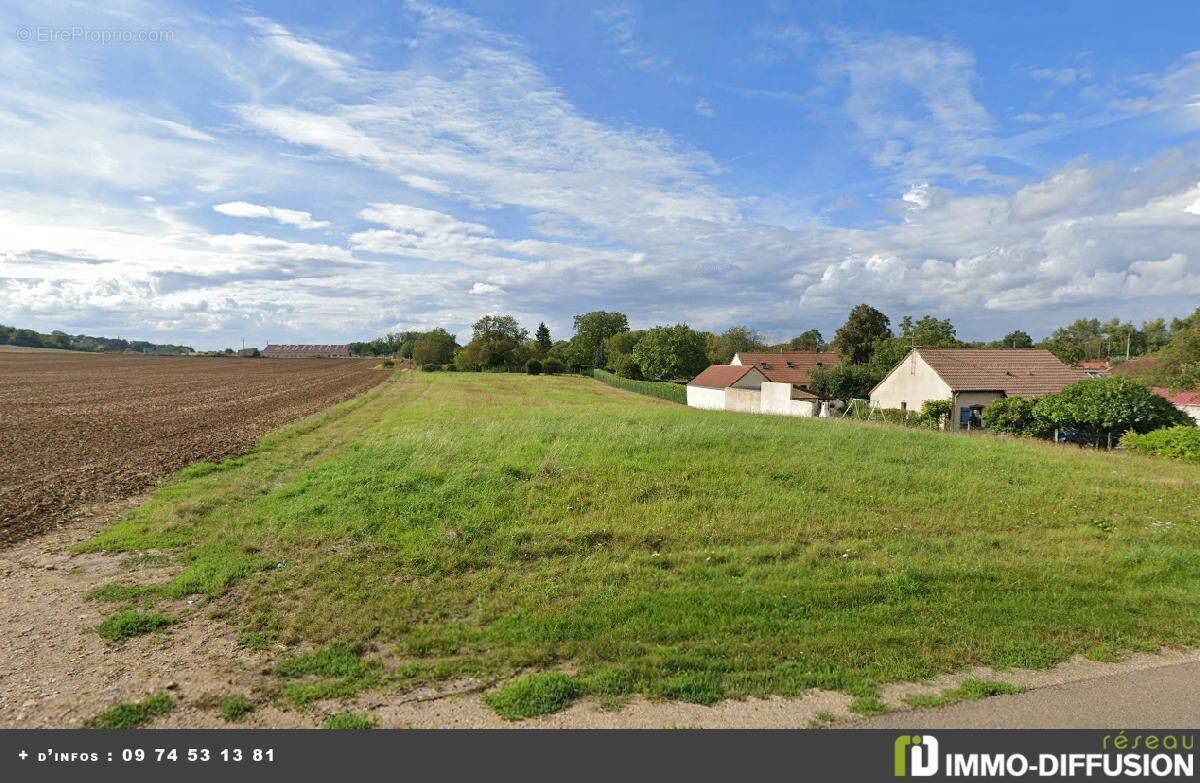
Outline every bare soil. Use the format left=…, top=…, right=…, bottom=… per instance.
left=0, top=353, right=386, bottom=543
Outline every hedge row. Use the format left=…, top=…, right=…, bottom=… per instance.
left=591, top=368, right=687, bottom=404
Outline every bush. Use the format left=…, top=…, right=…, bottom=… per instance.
left=983, top=396, right=1051, bottom=438
left=915, top=398, right=953, bottom=428
left=543, top=358, right=565, bottom=375
left=380, top=359, right=395, bottom=368
left=1033, top=375, right=1189, bottom=443
left=421, top=363, right=437, bottom=372
left=525, top=359, right=543, bottom=375
left=1121, top=426, right=1200, bottom=462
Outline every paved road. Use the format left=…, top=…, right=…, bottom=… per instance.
left=851, top=661, right=1200, bottom=729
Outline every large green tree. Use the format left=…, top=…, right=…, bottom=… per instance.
left=535, top=322, right=552, bottom=353
left=998, top=330, right=1034, bottom=349
left=632, top=324, right=709, bottom=381
left=411, top=328, right=459, bottom=366
left=1033, top=375, right=1189, bottom=444
left=568, top=311, right=629, bottom=368
left=456, top=315, right=528, bottom=369
left=809, top=364, right=882, bottom=402
left=832, top=304, right=892, bottom=365
left=788, top=329, right=826, bottom=351
left=709, top=326, right=766, bottom=364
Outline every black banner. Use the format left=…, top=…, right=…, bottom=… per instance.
left=0, top=729, right=1195, bottom=782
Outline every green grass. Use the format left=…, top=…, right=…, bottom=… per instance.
left=591, top=368, right=686, bottom=403
left=81, top=373, right=1200, bottom=715
left=323, top=712, right=378, bottom=729
left=848, top=695, right=891, bottom=716
left=808, top=710, right=838, bottom=728
left=95, top=610, right=172, bottom=643
left=218, top=695, right=255, bottom=722
left=903, top=679, right=1028, bottom=710
left=484, top=673, right=582, bottom=720
left=84, top=692, right=172, bottom=729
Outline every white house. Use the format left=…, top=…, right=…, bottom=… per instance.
left=686, top=365, right=768, bottom=411
left=870, top=348, right=1087, bottom=429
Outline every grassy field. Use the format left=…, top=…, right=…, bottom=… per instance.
left=81, top=372, right=1200, bottom=714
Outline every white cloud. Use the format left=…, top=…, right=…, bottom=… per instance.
left=213, top=201, right=330, bottom=229
left=469, top=282, right=503, bottom=295
left=1028, top=66, right=1092, bottom=85
left=695, top=99, right=715, bottom=118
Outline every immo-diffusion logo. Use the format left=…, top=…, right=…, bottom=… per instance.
left=895, top=735, right=939, bottom=777
left=893, top=733, right=1195, bottom=778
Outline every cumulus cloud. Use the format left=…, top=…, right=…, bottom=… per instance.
left=213, top=201, right=330, bottom=229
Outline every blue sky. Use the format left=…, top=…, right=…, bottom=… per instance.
left=2, top=1, right=1199, bottom=349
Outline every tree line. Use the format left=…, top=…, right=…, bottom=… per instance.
left=0, top=324, right=193, bottom=355
left=355, top=303, right=1200, bottom=394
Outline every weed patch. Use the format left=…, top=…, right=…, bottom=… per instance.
left=84, top=692, right=172, bottom=729
left=95, top=610, right=171, bottom=643
left=483, top=673, right=582, bottom=720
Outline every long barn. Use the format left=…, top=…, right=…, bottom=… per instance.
left=261, top=344, right=352, bottom=358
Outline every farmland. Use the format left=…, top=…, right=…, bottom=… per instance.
left=0, top=352, right=387, bottom=544
left=71, top=371, right=1200, bottom=724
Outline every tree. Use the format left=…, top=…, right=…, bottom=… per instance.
left=809, top=364, right=882, bottom=402
left=832, top=304, right=892, bottom=365
left=1032, top=375, right=1190, bottom=445
left=632, top=324, right=709, bottom=381
left=568, top=311, right=629, bottom=368
left=604, top=330, right=645, bottom=379
left=999, top=330, right=1034, bottom=349
left=535, top=322, right=552, bottom=353
left=1141, top=318, right=1169, bottom=353
left=710, top=326, right=766, bottom=364
left=1149, top=326, right=1200, bottom=390
left=412, top=328, right=459, bottom=366
left=456, top=315, right=528, bottom=369
left=789, top=329, right=825, bottom=351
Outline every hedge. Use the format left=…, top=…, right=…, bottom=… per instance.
left=592, top=368, right=686, bottom=404
left=1120, top=425, right=1200, bottom=462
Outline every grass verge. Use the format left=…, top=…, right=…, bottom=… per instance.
left=903, top=679, right=1029, bottom=710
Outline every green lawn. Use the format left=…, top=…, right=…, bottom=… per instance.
left=81, top=372, right=1200, bottom=711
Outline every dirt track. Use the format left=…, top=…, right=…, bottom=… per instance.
left=0, top=352, right=387, bottom=544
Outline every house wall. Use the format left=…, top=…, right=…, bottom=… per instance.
left=724, top=387, right=761, bottom=414
left=952, top=391, right=1005, bottom=429
left=870, top=352, right=953, bottom=412
left=761, top=381, right=819, bottom=417
left=686, top=385, right=726, bottom=410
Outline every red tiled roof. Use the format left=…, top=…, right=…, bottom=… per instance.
left=689, top=364, right=759, bottom=389
left=913, top=348, right=1088, bottom=397
left=733, top=351, right=840, bottom=384
left=1076, top=361, right=1110, bottom=370
left=1152, top=387, right=1200, bottom=406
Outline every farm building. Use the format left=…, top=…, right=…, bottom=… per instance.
left=687, top=357, right=840, bottom=417
left=262, top=344, right=352, bottom=358
left=1151, top=387, right=1200, bottom=425
left=870, top=348, right=1087, bottom=429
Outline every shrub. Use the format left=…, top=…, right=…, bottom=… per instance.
left=543, top=358, right=565, bottom=375
left=915, top=398, right=953, bottom=428
left=525, top=359, right=543, bottom=375
left=1120, top=426, right=1200, bottom=462
left=1033, top=376, right=1189, bottom=444
left=483, top=673, right=581, bottom=720
left=380, top=359, right=395, bottom=368
left=983, top=396, right=1051, bottom=438
left=421, top=363, right=437, bottom=372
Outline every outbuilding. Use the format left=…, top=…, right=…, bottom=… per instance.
left=686, top=364, right=769, bottom=411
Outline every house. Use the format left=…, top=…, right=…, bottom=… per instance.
left=261, top=344, right=352, bottom=358
left=1151, top=387, right=1200, bottom=425
left=730, top=351, right=840, bottom=394
left=870, top=348, right=1088, bottom=429
left=687, top=357, right=840, bottom=418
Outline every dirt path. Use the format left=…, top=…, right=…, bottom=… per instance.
left=3, top=498, right=1196, bottom=729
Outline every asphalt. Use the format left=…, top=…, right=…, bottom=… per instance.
left=850, top=661, right=1200, bottom=729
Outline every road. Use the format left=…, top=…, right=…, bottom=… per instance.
left=850, top=661, right=1200, bottom=728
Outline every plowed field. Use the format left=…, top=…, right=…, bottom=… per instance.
left=0, top=352, right=388, bottom=544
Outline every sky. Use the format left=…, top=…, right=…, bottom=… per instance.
left=2, top=1, right=1200, bottom=350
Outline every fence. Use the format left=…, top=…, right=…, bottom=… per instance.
left=590, top=368, right=687, bottom=404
